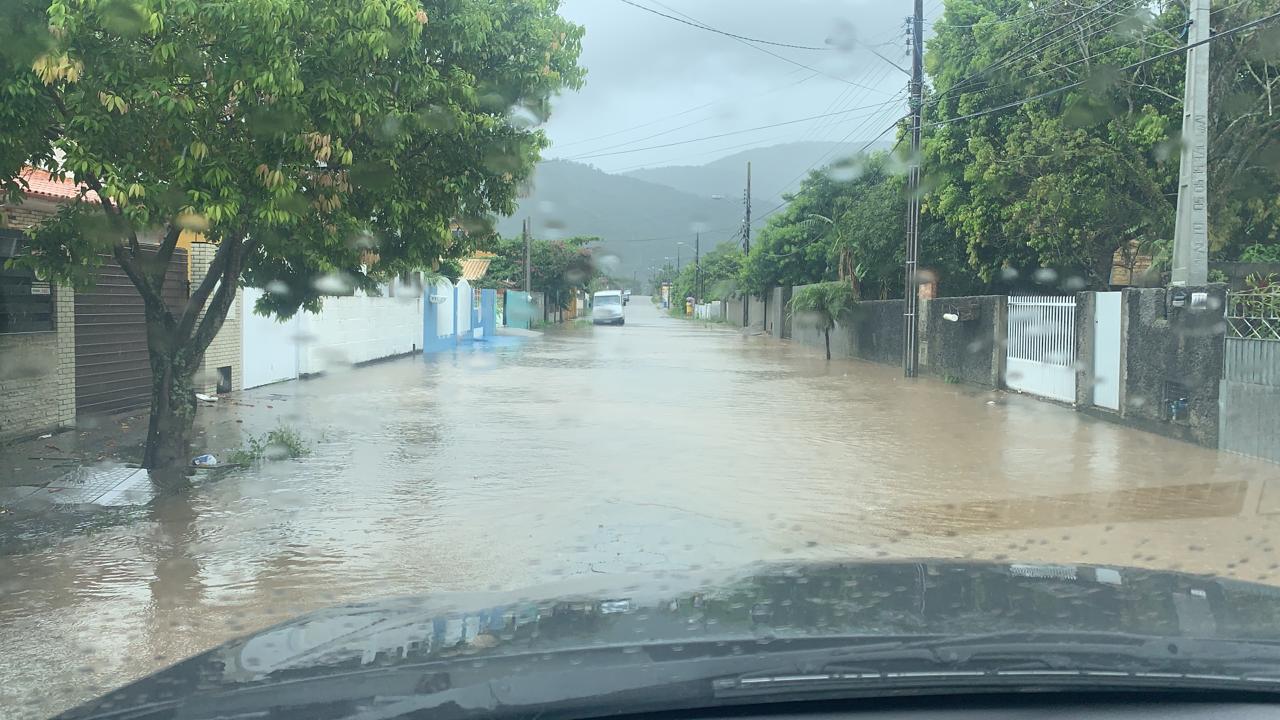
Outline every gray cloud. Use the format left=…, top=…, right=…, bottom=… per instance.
left=542, top=0, right=918, bottom=172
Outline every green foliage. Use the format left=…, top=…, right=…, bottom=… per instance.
left=0, top=0, right=584, bottom=465
left=476, top=234, right=598, bottom=309
left=2, top=0, right=585, bottom=314
left=789, top=281, right=857, bottom=332
left=226, top=425, right=310, bottom=466
left=923, top=0, right=1280, bottom=283
left=1241, top=244, right=1280, bottom=263
left=669, top=243, right=743, bottom=304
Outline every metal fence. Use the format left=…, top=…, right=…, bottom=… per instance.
left=1226, top=288, right=1280, bottom=341
left=1221, top=287, right=1280, bottom=463
left=1004, top=295, right=1078, bottom=403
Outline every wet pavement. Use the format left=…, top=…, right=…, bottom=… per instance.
left=4, top=298, right=1280, bottom=718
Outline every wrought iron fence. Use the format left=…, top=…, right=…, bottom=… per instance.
left=1226, top=288, right=1280, bottom=341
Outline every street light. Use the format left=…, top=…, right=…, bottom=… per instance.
left=676, top=241, right=685, bottom=272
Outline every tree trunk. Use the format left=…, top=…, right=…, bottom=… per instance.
left=824, top=328, right=831, bottom=360
left=142, top=349, right=198, bottom=471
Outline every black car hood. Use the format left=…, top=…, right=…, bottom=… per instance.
left=56, top=561, right=1280, bottom=719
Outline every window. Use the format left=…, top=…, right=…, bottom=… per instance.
left=0, top=228, right=54, bottom=334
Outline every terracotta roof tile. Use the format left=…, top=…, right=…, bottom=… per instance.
left=16, top=167, right=100, bottom=203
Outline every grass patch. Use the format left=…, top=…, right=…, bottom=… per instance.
left=226, top=425, right=310, bottom=465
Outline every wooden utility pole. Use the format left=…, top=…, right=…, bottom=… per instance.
left=1172, top=0, right=1210, bottom=286
left=695, top=232, right=701, bottom=302
left=523, top=217, right=532, bottom=292
left=902, top=0, right=923, bottom=377
left=743, top=161, right=752, bottom=326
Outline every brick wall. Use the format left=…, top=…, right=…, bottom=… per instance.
left=1, top=199, right=77, bottom=440
left=188, top=242, right=242, bottom=395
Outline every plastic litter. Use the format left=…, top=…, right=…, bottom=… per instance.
left=37, top=433, right=53, bottom=439
left=195, top=393, right=217, bottom=403
left=191, top=454, right=218, bottom=467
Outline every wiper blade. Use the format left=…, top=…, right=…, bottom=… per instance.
left=717, top=632, right=1280, bottom=699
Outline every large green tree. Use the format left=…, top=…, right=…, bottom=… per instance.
left=476, top=234, right=598, bottom=310
left=739, top=150, right=983, bottom=300
left=924, top=0, right=1280, bottom=285
left=0, top=0, right=583, bottom=470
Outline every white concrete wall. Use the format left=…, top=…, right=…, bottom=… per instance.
left=244, top=280, right=424, bottom=385
left=242, top=287, right=301, bottom=389
left=454, top=279, right=472, bottom=336
left=432, top=278, right=453, bottom=339
left=297, top=289, right=423, bottom=374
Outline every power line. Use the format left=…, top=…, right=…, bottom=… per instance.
left=562, top=72, right=823, bottom=159
left=927, top=8, right=1280, bottom=127
left=570, top=97, right=909, bottom=160
left=552, top=69, right=813, bottom=152
left=643, top=0, right=892, bottom=93
left=762, top=91, right=908, bottom=205
left=756, top=113, right=906, bottom=224
left=616, top=0, right=831, bottom=50
left=930, top=2, right=1063, bottom=28
left=933, top=0, right=1136, bottom=105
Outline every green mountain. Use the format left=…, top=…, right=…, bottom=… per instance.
left=495, top=142, right=895, bottom=280
left=495, top=160, right=742, bottom=281
left=622, top=141, right=894, bottom=209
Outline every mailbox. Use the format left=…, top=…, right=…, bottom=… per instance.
left=941, top=298, right=979, bottom=322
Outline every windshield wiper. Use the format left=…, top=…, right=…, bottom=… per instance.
left=715, top=632, right=1280, bottom=699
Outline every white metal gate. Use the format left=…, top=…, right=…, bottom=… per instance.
left=1005, top=295, right=1077, bottom=403
left=1092, top=292, right=1122, bottom=410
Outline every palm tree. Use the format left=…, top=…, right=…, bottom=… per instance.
left=789, top=281, right=858, bottom=360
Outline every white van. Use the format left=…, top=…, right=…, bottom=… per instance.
left=592, top=290, right=625, bottom=325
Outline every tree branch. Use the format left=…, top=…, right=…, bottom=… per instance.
left=189, top=236, right=259, bottom=357
left=176, top=233, right=240, bottom=341
left=152, top=224, right=184, bottom=292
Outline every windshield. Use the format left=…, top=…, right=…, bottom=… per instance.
left=4, top=0, right=1280, bottom=718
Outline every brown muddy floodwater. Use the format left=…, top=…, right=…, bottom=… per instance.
left=3, top=298, right=1279, bottom=717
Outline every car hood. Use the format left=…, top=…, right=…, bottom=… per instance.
left=56, top=561, right=1280, bottom=719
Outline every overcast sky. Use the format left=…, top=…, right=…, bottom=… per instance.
left=541, top=0, right=930, bottom=174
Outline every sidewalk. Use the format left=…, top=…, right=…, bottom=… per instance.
left=0, top=388, right=294, bottom=515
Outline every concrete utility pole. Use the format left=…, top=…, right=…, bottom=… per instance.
left=695, top=232, right=701, bottom=302
left=523, top=217, right=532, bottom=292
left=743, top=161, right=752, bottom=326
left=902, top=0, right=923, bottom=377
left=1172, top=0, right=1211, bottom=286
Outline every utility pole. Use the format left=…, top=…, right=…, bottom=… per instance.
left=523, top=217, right=532, bottom=293
left=677, top=244, right=682, bottom=272
left=743, top=161, right=752, bottom=326
left=902, top=0, right=923, bottom=378
left=695, top=232, right=701, bottom=302
left=1172, top=0, right=1210, bottom=286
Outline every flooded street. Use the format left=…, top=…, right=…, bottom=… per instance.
left=4, top=298, right=1280, bottom=718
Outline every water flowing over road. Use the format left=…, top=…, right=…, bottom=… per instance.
left=4, top=298, right=1279, bottom=718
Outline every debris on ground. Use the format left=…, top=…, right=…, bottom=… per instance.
left=191, top=454, right=218, bottom=467
left=195, top=393, right=218, bottom=403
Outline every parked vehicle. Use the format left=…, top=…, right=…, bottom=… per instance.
left=592, top=290, right=625, bottom=325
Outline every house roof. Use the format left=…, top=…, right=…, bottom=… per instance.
left=15, top=167, right=99, bottom=203
left=460, top=251, right=497, bottom=281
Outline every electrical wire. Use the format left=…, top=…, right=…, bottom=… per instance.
left=926, top=8, right=1280, bottom=127
left=756, top=110, right=907, bottom=224
left=931, top=1, right=1064, bottom=28
left=616, top=0, right=831, bottom=50
left=641, top=0, right=892, bottom=93
left=932, top=0, right=1138, bottom=105
left=552, top=69, right=813, bottom=152
left=927, top=8, right=1176, bottom=108
left=570, top=96, right=910, bottom=161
